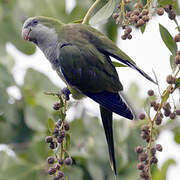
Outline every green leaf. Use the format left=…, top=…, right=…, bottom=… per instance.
left=89, top=0, right=116, bottom=25
left=112, top=61, right=127, bottom=67
left=65, top=133, right=71, bottom=150
left=175, top=77, right=180, bottom=89
left=48, top=118, right=55, bottom=132
left=144, top=98, right=151, bottom=116
left=158, top=0, right=174, bottom=6
left=25, top=105, right=48, bottom=131
left=140, top=24, right=146, bottom=34
left=174, top=131, right=180, bottom=144
left=0, top=64, right=15, bottom=87
left=170, top=55, right=177, bottom=72
left=153, top=158, right=176, bottom=180
left=161, top=90, right=169, bottom=104
left=159, top=24, right=177, bottom=55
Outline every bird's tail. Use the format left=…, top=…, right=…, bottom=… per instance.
left=100, top=105, right=117, bottom=175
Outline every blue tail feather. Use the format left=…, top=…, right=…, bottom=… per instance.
left=85, top=91, right=134, bottom=120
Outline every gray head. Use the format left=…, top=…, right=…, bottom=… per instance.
left=22, top=16, right=63, bottom=45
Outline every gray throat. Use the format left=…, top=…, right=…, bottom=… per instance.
left=36, top=27, right=60, bottom=70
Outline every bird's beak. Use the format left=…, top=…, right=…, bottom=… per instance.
left=22, top=28, right=31, bottom=41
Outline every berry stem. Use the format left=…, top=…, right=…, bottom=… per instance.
left=147, top=68, right=179, bottom=180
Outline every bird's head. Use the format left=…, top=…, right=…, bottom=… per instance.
left=22, top=16, right=62, bottom=45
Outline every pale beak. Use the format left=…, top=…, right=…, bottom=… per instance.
left=22, top=28, right=31, bottom=41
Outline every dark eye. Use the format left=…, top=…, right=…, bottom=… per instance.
left=32, top=20, right=38, bottom=25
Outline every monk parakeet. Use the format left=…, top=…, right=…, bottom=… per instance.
left=22, top=16, right=156, bottom=175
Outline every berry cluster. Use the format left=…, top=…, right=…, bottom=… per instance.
left=112, top=1, right=178, bottom=40
left=45, top=101, right=71, bottom=180
left=164, top=5, right=176, bottom=20
left=137, top=86, right=180, bottom=179
left=135, top=142, right=162, bottom=180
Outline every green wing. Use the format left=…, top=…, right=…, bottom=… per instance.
left=59, top=43, right=123, bottom=93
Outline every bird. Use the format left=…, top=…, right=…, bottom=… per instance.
left=22, top=16, right=156, bottom=175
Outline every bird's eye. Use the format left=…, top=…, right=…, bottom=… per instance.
left=32, top=20, right=38, bottom=25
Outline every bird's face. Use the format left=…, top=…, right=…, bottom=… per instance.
left=22, top=17, right=40, bottom=43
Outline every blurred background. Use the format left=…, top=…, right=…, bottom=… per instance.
left=0, top=0, right=180, bottom=179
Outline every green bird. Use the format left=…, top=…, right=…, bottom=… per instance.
left=22, top=16, right=156, bottom=175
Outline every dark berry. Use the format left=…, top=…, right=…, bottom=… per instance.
left=154, top=103, right=160, bottom=111
left=174, top=33, right=180, bottom=42
left=57, top=171, right=64, bottom=178
left=49, top=142, right=57, bottom=149
left=48, top=168, right=56, bottom=175
left=151, top=156, right=158, bottom=164
left=45, top=136, right=53, bottom=143
left=57, top=136, right=63, bottom=143
left=142, top=9, right=149, bottom=15
left=133, top=9, right=140, bottom=16
left=155, top=117, right=162, bottom=125
left=60, top=130, right=66, bottom=138
left=141, top=125, right=149, bottom=132
left=151, top=147, right=156, bottom=155
left=141, top=132, right=150, bottom=140
left=126, top=11, right=132, bottom=17
left=137, top=19, right=144, bottom=26
left=142, top=15, right=150, bottom=22
left=175, top=55, right=180, bottom=64
left=127, top=34, right=132, bottom=40
left=170, top=112, right=176, bottom=119
left=112, top=13, right=119, bottom=19
left=176, top=109, right=180, bottom=115
left=64, top=157, right=72, bottom=166
left=55, top=163, right=61, bottom=170
left=64, top=122, right=70, bottom=131
left=125, top=26, right=132, bottom=34
left=132, top=15, right=139, bottom=22
left=139, top=171, right=148, bottom=179
left=135, top=146, right=143, bottom=154
left=164, top=5, right=170, bottom=12
left=148, top=89, right=154, bottom=96
left=156, top=144, right=163, bottom=152
left=150, top=100, right=156, bottom=107
left=47, top=156, right=55, bottom=164
left=139, top=152, right=148, bottom=162
left=155, top=115, right=162, bottom=125
left=57, top=119, right=62, bottom=126
left=164, top=110, right=171, bottom=117
left=168, top=11, right=176, bottom=20
left=53, top=102, right=60, bottom=110
left=139, top=113, right=146, bottom=120
left=121, top=34, right=127, bottom=40
left=157, top=8, right=164, bottom=16
left=58, top=159, right=64, bottom=165
left=137, top=162, right=145, bottom=170
left=53, top=127, right=59, bottom=134
left=163, top=102, right=171, bottom=110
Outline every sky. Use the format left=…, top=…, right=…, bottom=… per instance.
left=4, top=1, right=180, bottom=179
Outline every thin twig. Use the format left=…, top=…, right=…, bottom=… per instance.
left=82, top=0, right=101, bottom=24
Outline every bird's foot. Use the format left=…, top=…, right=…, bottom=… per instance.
left=61, top=87, right=71, bottom=101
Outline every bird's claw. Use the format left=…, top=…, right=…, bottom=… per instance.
left=61, top=87, right=71, bottom=101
